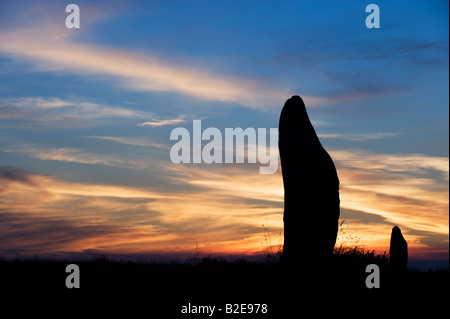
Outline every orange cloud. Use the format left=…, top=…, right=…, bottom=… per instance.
left=0, top=146, right=448, bottom=259
left=0, top=167, right=281, bottom=257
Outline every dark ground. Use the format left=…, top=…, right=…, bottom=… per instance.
left=1, top=252, right=448, bottom=317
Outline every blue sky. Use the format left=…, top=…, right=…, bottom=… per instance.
left=0, top=0, right=448, bottom=262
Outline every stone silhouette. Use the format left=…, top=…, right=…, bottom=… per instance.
left=279, top=95, right=340, bottom=265
left=389, top=226, right=408, bottom=273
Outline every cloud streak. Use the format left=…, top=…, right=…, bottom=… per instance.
left=0, top=144, right=448, bottom=259
left=83, top=136, right=168, bottom=149
left=0, top=23, right=301, bottom=109
left=330, top=150, right=449, bottom=179
left=0, top=167, right=280, bottom=256
left=138, top=115, right=188, bottom=127
left=0, top=97, right=152, bottom=128
left=319, top=132, right=399, bottom=142
left=3, top=144, right=151, bottom=170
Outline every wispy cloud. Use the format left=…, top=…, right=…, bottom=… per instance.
left=170, top=149, right=449, bottom=252
left=138, top=115, right=188, bottom=127
left=270, top=32, right=448, bottom=102
left=3, top=144, right=150, bottom=170
left=0, top=97, right=152, bottom=128
left=0, top=14, right=330, bottom=109
left=330, top=150, right=449, bottom=179
left=14, top=97, right=72, bottom=109
left=0, top=27, right=288, bottom=109
left=328, top=150, right=449, bottom=245
left=0, top=167, right=279, bottom=256
left=319, top=132, right=399, bottom=142
left=84, top=136, right=168, bottom=149
left=0, top=166, right=179, bottom=256
left=0, top=144, right=448, bottom=258
left=158, top=150, right=448, bottom=257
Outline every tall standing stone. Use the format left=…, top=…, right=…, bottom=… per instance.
left=279, top=95, right=340, bottom=266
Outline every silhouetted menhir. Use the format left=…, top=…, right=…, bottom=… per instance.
left=389, top=226, right=408, bottom=273
left=279, top=95, right=340, bottom=265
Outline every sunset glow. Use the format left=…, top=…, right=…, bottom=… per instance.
left=0, top=0, right=448, bottom=264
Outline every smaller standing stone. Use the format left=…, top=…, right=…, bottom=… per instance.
left=389, top=226, right=408, bottom=273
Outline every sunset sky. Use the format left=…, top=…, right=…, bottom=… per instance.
left=0, top=0, right=448, bottom=264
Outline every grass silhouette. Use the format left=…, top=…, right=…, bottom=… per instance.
left=1, top=247, right=447, bottom=316
left=1, top=247, right=445, bottom=291
left=1, top=216, right=448, bottom=316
